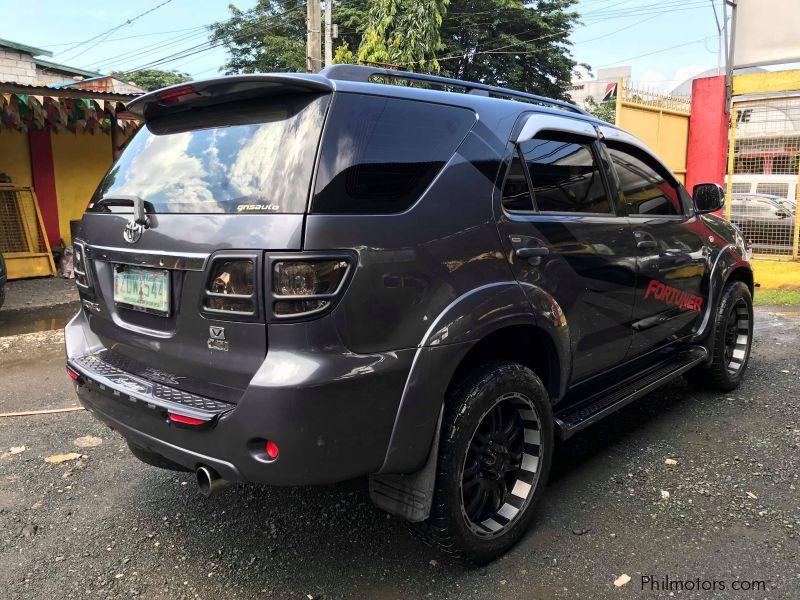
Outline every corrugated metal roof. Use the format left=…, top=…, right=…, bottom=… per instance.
left=0, top=38, right=52, bottom=57
left=34, top=59, right=102, bottom=79
left=0, top=80, right=141, bottom=101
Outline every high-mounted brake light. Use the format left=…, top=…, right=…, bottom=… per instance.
left=158, top=85, right=198, bottom=104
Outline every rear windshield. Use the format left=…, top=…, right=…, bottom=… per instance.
left=89, top=94, right=330, bottom=214
left=312, top=93, right=475, bottom=214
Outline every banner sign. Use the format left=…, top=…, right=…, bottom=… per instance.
left=733, top=0, right=800, bottom=68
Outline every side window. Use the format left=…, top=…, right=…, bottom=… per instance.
left=605, top=142, right=682, bottom=216
left=520, top=132, right=611, bottom=214
left=501, top=151, right=533, bottom=211
left=312, top=94, right=475, bottom=214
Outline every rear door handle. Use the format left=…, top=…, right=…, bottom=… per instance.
left=516, top=247, right=550, bottom=258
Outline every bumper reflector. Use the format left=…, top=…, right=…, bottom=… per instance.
left=266, top=439, right=279, bottom=460
left=168, top=413, right=207, bottom=426
left=66, top=366, right=82, bottom=383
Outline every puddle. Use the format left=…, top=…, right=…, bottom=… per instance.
left=0, top=303, right=79, bottom=338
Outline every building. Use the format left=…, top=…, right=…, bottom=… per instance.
left=567, top=66, right=632, bottom=108
left=0, top=38, right=142, bottom=279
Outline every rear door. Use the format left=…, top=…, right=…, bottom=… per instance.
left=75, top=82, right=330, bottom=402
left=600, top=134, right=707, bottom=357
left=494, top=120, right=638, bottom=382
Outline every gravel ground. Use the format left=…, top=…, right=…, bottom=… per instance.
left=2, top=277, right=78, bottom=312
left=0, top=307, right=798, bottom=599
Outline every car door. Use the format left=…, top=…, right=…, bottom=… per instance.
left=494, top=118, right=638, bottom=382
left=599, top=132, right=708, bottom=357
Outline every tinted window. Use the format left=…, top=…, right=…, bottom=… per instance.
left=502, top=151, right=533, bottom=211
left=312, top=94, right=475, bottom=214
left=606, top=143, right=682, bottom=216
left=520, top=133, right=610, bottom=214
left=89, top=95, right=329, bottom=214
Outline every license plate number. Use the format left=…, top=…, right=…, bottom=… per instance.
left=113, top=266, right=170, bottom=315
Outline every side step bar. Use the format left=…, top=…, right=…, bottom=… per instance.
left=555, top=346, right=708, bottom=439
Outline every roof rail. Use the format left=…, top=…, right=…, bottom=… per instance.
left=320, top=64, right=589, bottom=116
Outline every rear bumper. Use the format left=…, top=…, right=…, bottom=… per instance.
left=65, top=311, right=414, bottom=486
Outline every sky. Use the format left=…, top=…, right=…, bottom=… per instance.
left=0, top=0, right=747, bottom=94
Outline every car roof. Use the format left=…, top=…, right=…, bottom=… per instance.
left=128, top=67, right=610, bottom=131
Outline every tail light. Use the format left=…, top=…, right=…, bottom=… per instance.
left=269, top=256, right=351, bottom=319
left=203, top=258, right=256, bottom=316
left=73, top=240, right=93, bottom=293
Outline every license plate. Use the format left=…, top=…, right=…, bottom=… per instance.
left=113, top=266, right=170, bottom=315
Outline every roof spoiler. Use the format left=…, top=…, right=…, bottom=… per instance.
left=126, top=73, right=333, bottom=122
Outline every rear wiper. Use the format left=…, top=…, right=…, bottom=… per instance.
left=95, top=195, right=153, bottom=226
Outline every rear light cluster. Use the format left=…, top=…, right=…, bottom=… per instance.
left=203, top=258, right=256, bottom=316
left=271, top=259, right=350, bottom=318
left=73, top=240, right=93, bottom=292
left=202, top=253, right=352, bottom=322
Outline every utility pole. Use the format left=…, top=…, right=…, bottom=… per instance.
left=307, top=0, right=322, bottom=73
left=324, top=0, right=333, bottom=68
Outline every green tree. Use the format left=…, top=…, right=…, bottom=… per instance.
left=583, top=96, right=616, bottom=123
left=209, top=1, right=369, bottom=74
left=439, top=0, right=579, bottom=99
left=357, top=0, right=449, bottom=73
left=111, top=69, right=191, bottom=91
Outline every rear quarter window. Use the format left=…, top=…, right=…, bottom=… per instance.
left=311, top=94, right=475, bottom=214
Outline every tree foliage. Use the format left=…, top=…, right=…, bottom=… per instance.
left=209, top=0, right=580, bottom=97
left=209, top=1, right=306, bottom=73
left=357, top=0, right=449, bottom=73
left=111, top=69, right=191, bottom=91
left=209, top=0, right=369, bottom=74
left=439, top=0, right=579, bottom=99
left=583, top=96, right=615, bottom=123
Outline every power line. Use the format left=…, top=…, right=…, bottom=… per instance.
left=54, top=0, right=177, bottom=63
left=120, top=2, right=307, bottom=75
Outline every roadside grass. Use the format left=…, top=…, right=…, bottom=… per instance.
left=754, top=286, right=800, bottom=306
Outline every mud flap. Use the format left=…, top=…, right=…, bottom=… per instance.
left=368, top=408, right=443, bottom=522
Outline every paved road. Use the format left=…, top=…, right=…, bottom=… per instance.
left=1, top=307, right=798, bottom=599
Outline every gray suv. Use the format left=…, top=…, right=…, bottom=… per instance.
left=65, top=65, right=753, bottom=563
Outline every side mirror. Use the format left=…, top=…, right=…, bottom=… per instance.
left=693, top=183, right=725, bottom=214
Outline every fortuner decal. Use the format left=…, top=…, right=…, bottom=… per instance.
left=644, top=279, right=704, bottom=314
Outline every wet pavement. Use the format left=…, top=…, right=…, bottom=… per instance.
left=0, top=307, right=798, bottom=599
left=0, top=303, right=78, bottom=338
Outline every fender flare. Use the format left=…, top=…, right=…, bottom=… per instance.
left=692, top=244, right=751, bottom=342
left=378, top=280, right=571, bottom=475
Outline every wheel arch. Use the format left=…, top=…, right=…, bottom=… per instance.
left=378, top=281, right=569, bottom=475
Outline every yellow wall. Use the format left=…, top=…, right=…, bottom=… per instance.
left=50, top=129, right=113, bottom=245
left=733, top=69, right=800, bottom=96
left=0, top=129, right=32, bottom=187
left=616, top=103, right=690, bottom=184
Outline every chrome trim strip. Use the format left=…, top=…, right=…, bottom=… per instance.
left=86, top=245, right=209, bottom=271
left=514, top=113, right=598, bottom=144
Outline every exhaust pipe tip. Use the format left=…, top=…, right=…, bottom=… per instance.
left=196, top=465, right=230, bottom=496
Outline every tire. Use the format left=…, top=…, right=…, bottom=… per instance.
left=414, top=361, right=554, bottom=565
left=0, top=280, right=5, bottom=311
left=685, top=280, right=753, bottom=391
